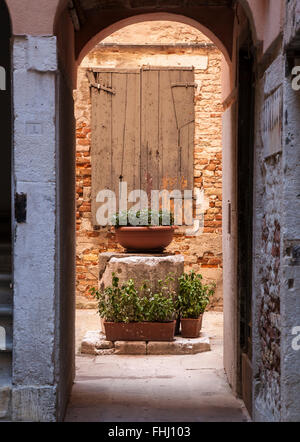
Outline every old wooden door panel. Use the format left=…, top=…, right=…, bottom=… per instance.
left=90, top=70, right=140, bottom=224
left=111, top=72, right=141, bottom=202
left=171, top=69, right=195, bottom=129
left=141, top=68, right=160, bottom=194
left=171, top=68, right=195, bottom=192
left=141, top=67, right=195, bottom=194
left=158, top=68, right=181, bottom=192
left=90, top=71, right=113, bottom=224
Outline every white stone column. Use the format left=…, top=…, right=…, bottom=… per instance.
left=11, top=36, right=59, bottom=421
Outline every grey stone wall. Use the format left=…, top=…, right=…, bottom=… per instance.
left=253, top=2, right=300, bottom=419
left=12, top=35, right=59, bottom=421
left=253, top=53, right=284, bottom=421
left=256, top=155, right=282, bottom=421
left=11, top=34, right=76, bottom=422
left=280, top=2, right=300, bottom=420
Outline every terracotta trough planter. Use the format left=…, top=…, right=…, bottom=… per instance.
left=181, top=315, right=203, bottom=338
left=104, top=320, right=176, bottom=342
left=115, top=226, right=176, bottom=252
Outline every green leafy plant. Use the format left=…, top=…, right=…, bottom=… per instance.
left=176, top=270, right=216, bottom=319
left=140, top=275, right=176, bottom=322
left=140, top=294, right=175, bottom=322
left=91, top=274, right=176, bottom=323
left=111, top=208, right=175, bottom=227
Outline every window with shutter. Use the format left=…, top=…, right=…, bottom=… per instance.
left=88, top=67, right=195, bottom=225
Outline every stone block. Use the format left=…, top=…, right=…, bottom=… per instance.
left=81, top=331, right=113, bottom=355
left=12, top=386, right=56, bottom=422
left=0, top=386, right=11, bottom=420
left=147, top=334, right=210, bottom=355
left=80, top=330, right=210, bottom=356
left=95, top=349, right=115, bottom=356
left=146, top=341, right=174, bottom=355
left=27, top=36, right=57, bottom=72
left=95, top=339, right=114, bottom=350
left=99, top=253, right=184, bottom=295
left=114, top=341, right=146, bottom=355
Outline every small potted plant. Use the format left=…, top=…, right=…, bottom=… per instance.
left=176, top=270, right=216, bottom=338
left=91, top=274, right=177, bottom=341
left=111, top=208, right=176, bottom=252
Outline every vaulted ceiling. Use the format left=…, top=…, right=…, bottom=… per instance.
left=79, top=0, right=233, bottom=10
left=68, top=0, right=236, bottom=60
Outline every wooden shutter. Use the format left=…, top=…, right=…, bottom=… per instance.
left=89, top=67, right=195, bottom=225
left=89, top=69, right=141, bottom=224
left=141, top=67, right=195, bottom=194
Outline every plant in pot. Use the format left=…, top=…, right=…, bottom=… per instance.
left=91, top=274, right=177, bottom=341
left=176, top=270, right=216, bottom=338
left=111, top=208, right=176, bottom=252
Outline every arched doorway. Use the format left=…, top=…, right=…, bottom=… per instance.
left=7, top=0, right=258, bottom=422
left=54, top=3, right=256, bottom=421
left=0, top=0, right=12, bottom=422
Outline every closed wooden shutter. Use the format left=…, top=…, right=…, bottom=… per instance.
left=88, top=67, right=195, bottom=225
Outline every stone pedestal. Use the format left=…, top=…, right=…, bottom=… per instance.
left=99, top=252, right=184, bottom=292
left=98, top=252, right=184, bottom=332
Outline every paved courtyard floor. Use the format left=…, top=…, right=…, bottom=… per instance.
left=65, top=310, right=250, bottom=422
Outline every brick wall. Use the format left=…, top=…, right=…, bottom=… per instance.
left=75, top=22, right=223, bottom=309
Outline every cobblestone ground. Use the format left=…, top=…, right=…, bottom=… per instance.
left=65, top=311, right=249, bottom=422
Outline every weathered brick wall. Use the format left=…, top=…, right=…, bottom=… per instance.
left=75, top=22, right=223, bottom=309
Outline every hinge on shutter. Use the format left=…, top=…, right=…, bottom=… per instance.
left=89, top=82, right=116, bottom=95
left=171, top=82, right=197, bottom=88
left=86, top=70, right=116, bottom=94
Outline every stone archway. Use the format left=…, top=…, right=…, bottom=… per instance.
left=70, top=16, right=256, bottom=420
left=75, top=12, right=232, bottom=65
left=54, top=2, right=256, bottom=420
left=7, top=0, right=261, bottom=421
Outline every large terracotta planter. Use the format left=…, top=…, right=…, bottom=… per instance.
left=104, top=320, right=176, bottom=341
left=115, top=226, right=176, bottom=252
left=181, top=315, right=203, bottom=338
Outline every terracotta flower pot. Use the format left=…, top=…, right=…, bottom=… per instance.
left=104, top=320, right=176, bottom=342
left=115, top=226, right=176, bottom=252
left=181, top=315, right=203, bottom=338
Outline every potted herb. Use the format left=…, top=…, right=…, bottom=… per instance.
left=111, top=208, right=176, bottom=252
left=91, top=274, right=177, bottom=341
left=176, top=270, right=216, bottom=338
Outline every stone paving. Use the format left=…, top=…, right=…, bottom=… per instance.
left=65, top=311, right=250, bottom=422
left=81, top=330, right=211, bottom=355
